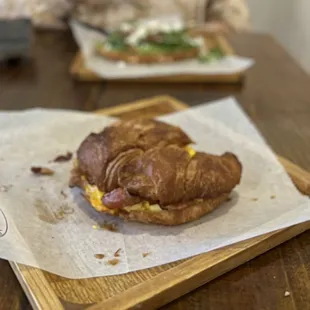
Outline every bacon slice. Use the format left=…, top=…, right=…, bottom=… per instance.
left=102, top=188, right=142, bottom=209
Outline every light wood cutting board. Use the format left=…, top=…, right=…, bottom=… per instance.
left=10, top=96, right=310, bottom=310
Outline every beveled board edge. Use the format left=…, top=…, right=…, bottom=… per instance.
left=95, top=95, right=188, bottom=116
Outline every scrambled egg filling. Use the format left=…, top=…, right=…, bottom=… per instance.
left=83, top=180, right=109, bottom=213
left=84, top=181, right=161, bottom=213
left=82, top=145, right=196, bottom=213
left=184, top=145, right=196, bottom=158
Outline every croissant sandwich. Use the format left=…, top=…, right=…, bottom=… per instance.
left=95, top=19, right=224, bottom=64
left=70, top=119, right=242, bottom=225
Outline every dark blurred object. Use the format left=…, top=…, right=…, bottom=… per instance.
left=0, top=18, right=32, bottom=63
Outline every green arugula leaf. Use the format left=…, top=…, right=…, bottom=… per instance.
left=199, top=47, right=225, bottom=63
left=106, top=31, right=128, bottom=51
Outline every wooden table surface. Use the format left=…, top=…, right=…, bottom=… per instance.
left=0, top=30, right=310, bottom=310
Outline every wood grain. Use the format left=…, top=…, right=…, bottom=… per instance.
left=95, top=95, right=188, bottom=118
left=7, top=95, right=310, bottom=310
left=10, top=264, right=64, bottom=310
left=1, top=30, right=310, bottom=310
left=70, top=35, right=243, bottom=83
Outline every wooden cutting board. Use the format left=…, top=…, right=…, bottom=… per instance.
left=10, top=96, right=310, bottom=310
left=70, top=35, right=244, bottom=83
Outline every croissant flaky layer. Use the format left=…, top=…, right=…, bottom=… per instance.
left=70, top=119, right=242, bottom=225
left=76, top=119, right=192, bottom=190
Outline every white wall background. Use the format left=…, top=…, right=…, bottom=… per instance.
left=248, top=0, right=310, bottom=74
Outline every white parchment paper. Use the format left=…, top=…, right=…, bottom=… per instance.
left=0, top=97, right=309, bottom=279
left=70, top=21, right=254, bottom=79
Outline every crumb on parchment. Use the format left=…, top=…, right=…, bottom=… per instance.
left=60, top=190, right=67, bottom=198
left=52, top=152, right=73, bottom=163
left=92, top=222, right=119, bottom=232
left=0, top=185, right=12, bottom=192
left=95, top=254, right=105, bottom=259
left=271, top=195, right=276, bottom=199
left=251, top=198, right=258, bottom=201
left=101, top=222, right=119, bottom=232
left=114, top=248, right=121, bottom=257
left=142, top=252, right=151, bottom=258
left=31, top=166, right=54, bottom=176
left=107, top=259, right=120, bottom=266
left=53, top=205, right=74, bottom=220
